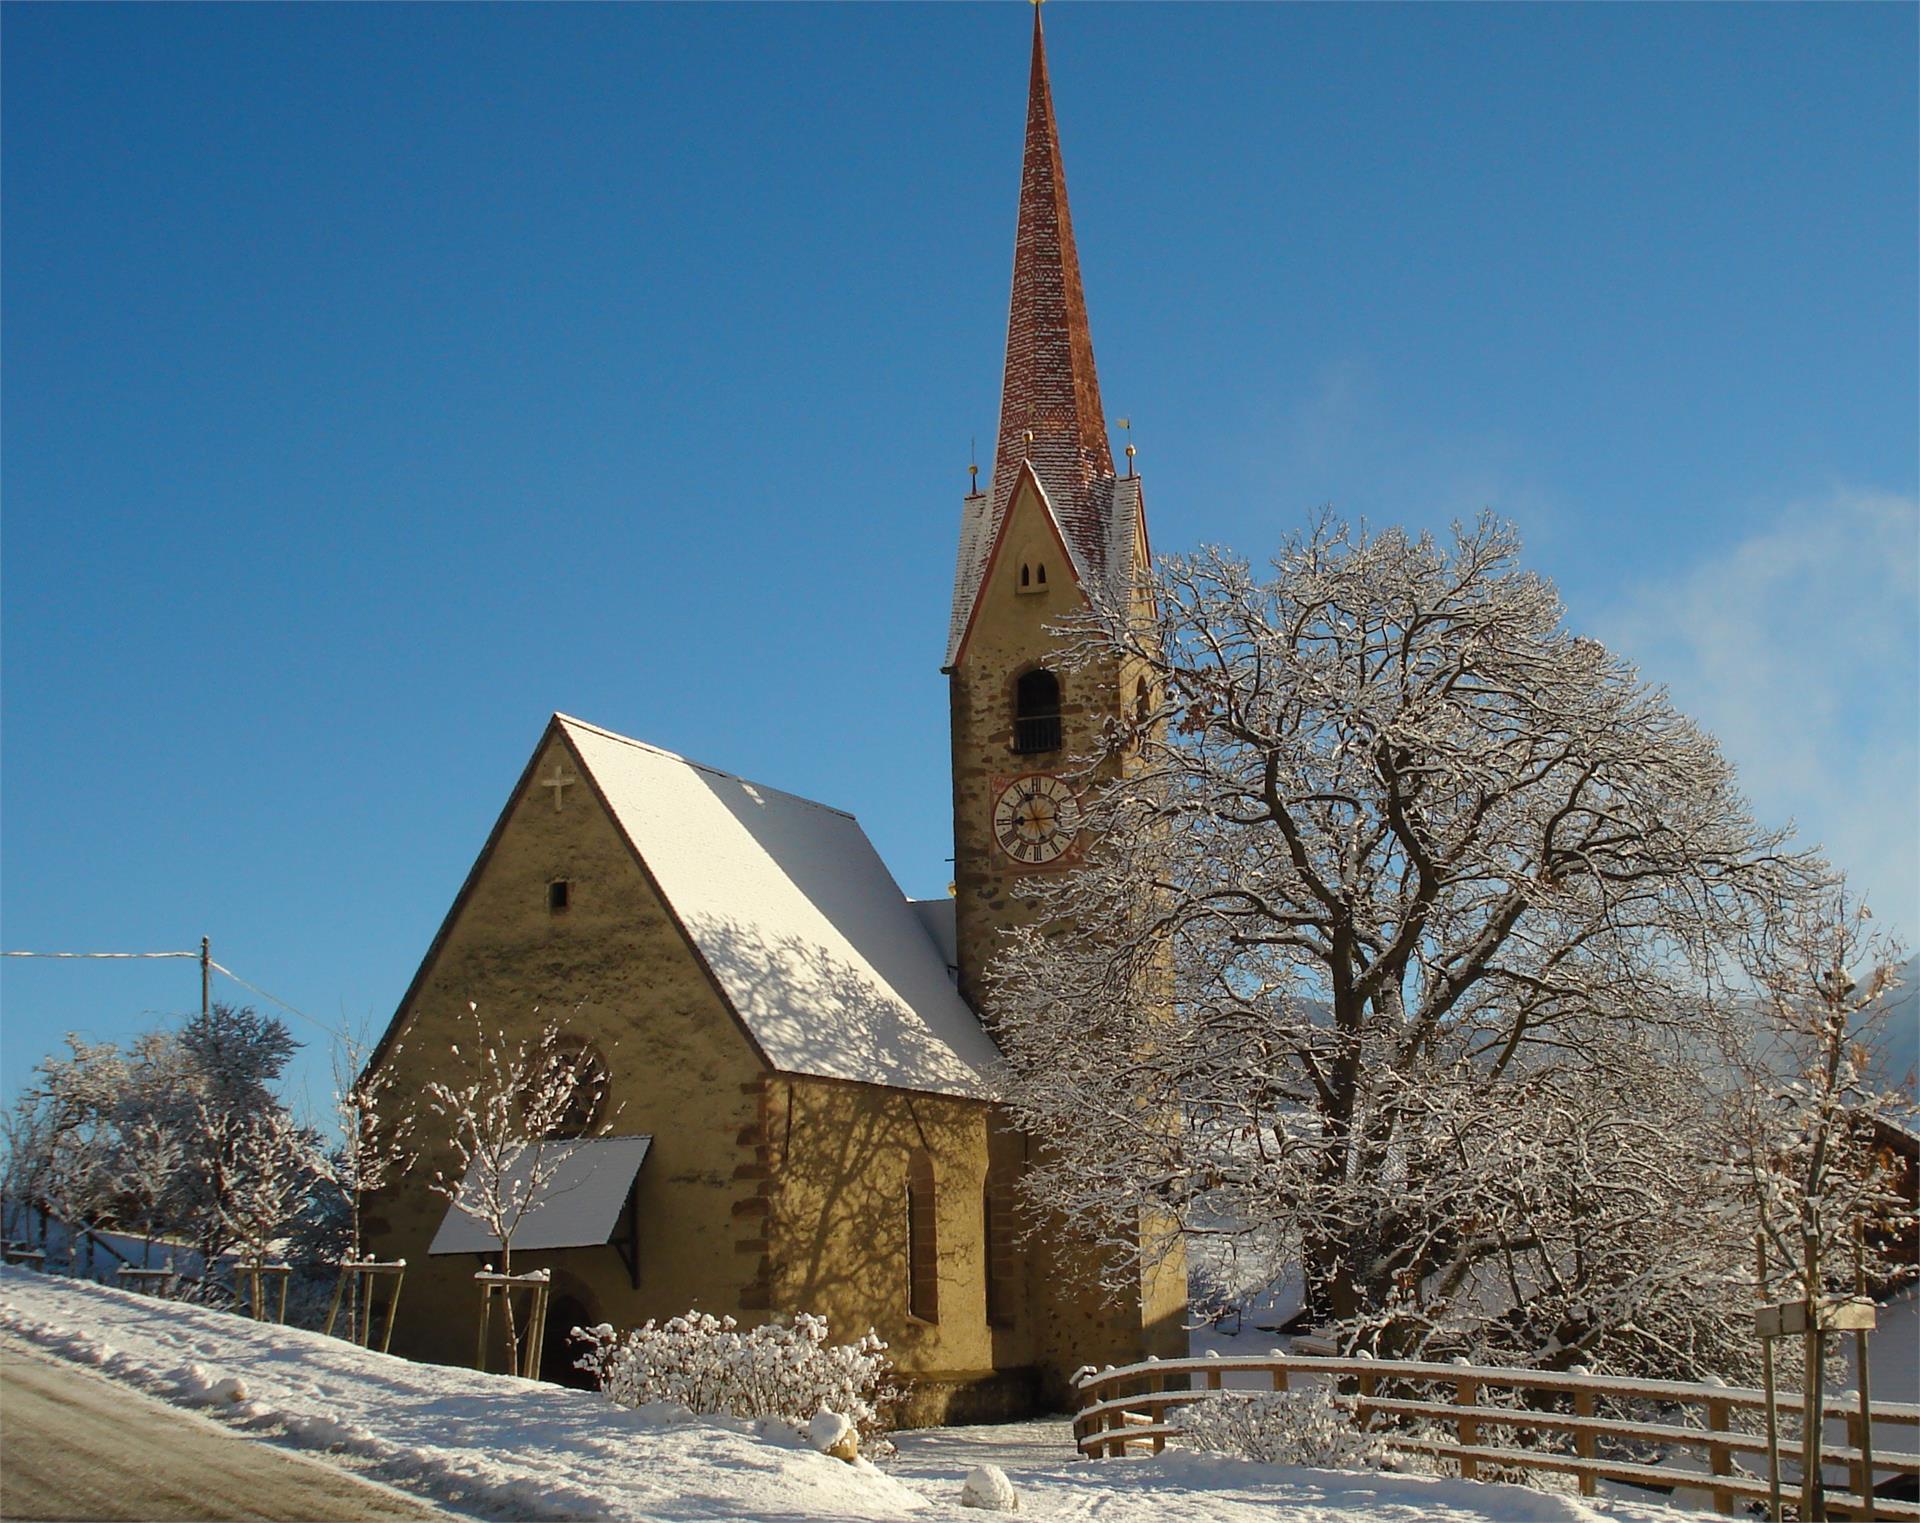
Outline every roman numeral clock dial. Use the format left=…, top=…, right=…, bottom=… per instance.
left=991, top=773, right=1080, bottom=866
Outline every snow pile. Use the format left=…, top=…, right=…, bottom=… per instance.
left=578, top=1310, right=897, bottom=1451
left=810, top=1409, right=859, bottom=1461
left=2, top=1268, right=1708, bottom=1523
left=959, top=1463, right=1018, bottom=1510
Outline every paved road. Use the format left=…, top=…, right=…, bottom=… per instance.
left=0, top=1337, right=454, bottom=1522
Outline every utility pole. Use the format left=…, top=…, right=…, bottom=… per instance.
left=200, top=935, right=210, bottom=1023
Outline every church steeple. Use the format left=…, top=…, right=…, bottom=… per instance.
left=944, top=6, right=1132, bottom=670
left=990, top=4, right=1115, bottom=575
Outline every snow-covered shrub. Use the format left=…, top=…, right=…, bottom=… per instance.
left=1175, top=1386, right=1388, bottom=1471
left=577, top=1311, right=897, bottom=1452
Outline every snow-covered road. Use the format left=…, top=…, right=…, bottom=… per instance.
left=0, top=1267, right=1703, bottom=1522
left=1, top=1335, right=451, bottom=1520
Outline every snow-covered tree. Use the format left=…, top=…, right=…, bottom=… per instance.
left=2, top=1090, right=58, bottom=1245
left=426, top=1004, right=614, bottom=1370
left=116, top=1116, right=185, bottom=1267
left=22, top=1038, right=130, bottom=1272
left=1732, top=893, right=1914, bottom=1302
left=317, top=1030, right=416, bottom=1267
left=171, top=1003, right=302, bottom=1263
left=2, top=1005, right=306, bottom=1272
left=215, top=1105, right=323, bottom=1272
left=991, top=514, right=1820, bottom=1380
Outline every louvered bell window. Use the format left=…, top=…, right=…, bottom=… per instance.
left=1012, top=669, right=1062, bottom=755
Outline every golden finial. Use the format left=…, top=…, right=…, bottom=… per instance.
left=1119, top=417, right=1136, bottom=478
left=1022, top=428, right=1035, bottom=460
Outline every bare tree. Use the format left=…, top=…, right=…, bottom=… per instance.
left=425, top=1004, right=613, bottom=1372
left=991, top=514, right=1820, bottom=1378
left=326, top=1031, right=417, bottom=1265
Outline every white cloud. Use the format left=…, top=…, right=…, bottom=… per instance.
left=1595, top=487, right=1919, bottom=945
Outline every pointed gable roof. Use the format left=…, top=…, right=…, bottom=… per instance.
left=557, top=716, right=1000, bottom=1100
left=946, top=8, right=1127, bottom=668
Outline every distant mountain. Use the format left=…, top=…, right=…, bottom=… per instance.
left=1871, top=953, right=1919, bottom=1096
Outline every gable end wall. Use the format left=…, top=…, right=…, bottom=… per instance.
left=364, top=730, right=771, bottom=1369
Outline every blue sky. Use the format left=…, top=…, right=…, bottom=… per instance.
left=5, top=2, right=1915, bottom=1122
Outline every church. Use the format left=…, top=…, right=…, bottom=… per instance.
left=362, top=9, right=1188, bottom=1424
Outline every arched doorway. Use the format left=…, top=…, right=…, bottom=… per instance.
left=539, top=1282, right=602, bottom=1389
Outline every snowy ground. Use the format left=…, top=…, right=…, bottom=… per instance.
left=1, top=1267, right=1709, bottom=1522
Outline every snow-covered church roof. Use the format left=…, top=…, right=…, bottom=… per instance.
left=556, top=715, right=1000, bottom=1100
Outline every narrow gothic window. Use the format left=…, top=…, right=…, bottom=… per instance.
left=548, top=879, right=571, bottom=913
left=1020, top=563, right=1031, bottom=587
left=907, top=1151, right=939, bottom=1322
left=984, top=1172, right=1017, bottom=1327
left=1012, top=669, right=1062, bottom=755
left=1036, top=563, right=1046, bottom=586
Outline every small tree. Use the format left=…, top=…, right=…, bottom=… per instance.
left=217, top=1108, right=322, bottom=1265
left=210, top=1106, right=322, bottom=1317
left=1737, top=894, right=1913, bottom=1299
left=334, top=1036, right=417, bottom=1253
left=425, top=1005, right=613, bottom=1373
left=1730, top=892, right=1914, bottom=1509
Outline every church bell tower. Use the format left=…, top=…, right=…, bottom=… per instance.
left=944, top=5, right=1151, bottom=1018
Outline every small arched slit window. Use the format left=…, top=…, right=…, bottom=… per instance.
left=907, top=1150, right=939, bottom=1322
left=1017, top=561, right=1046, bottom=595
left=984, top=1170, right=1017, bottom=1327
left=1012, top=669, right=1062, bottom=755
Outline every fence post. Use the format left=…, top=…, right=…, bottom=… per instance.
left=1708, top=1397, right=1733, bottom=1516
left=476, top=1281, right=492, bottom=1371
left=1455, top=1377, right=1480, bottom=1480
left=1843, top=1408, right=1872, bottom=1521
left=1573, top=1386, right=1597, bottom=1497
left=324, top=1267, right=349, bottom=1339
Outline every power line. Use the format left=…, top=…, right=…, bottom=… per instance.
left=3, top=946, right=349, bottom=1043
left=206, top=960, right=349, bottom=1043
left=2, top=950, right=199, bottom=960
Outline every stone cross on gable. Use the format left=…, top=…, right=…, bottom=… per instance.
left=541, top=762, right=577, bottom=812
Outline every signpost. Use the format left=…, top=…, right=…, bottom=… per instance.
left=1753, top=1284, right=1878, bottom=1522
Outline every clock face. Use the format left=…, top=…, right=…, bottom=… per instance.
left=992, top=774, right=1080, bottom=865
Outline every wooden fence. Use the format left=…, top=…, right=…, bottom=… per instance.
left=1073, top=1354, right=1920, bottom=1520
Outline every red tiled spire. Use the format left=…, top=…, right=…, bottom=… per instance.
left=989, top=5, right=1115, bottom=575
